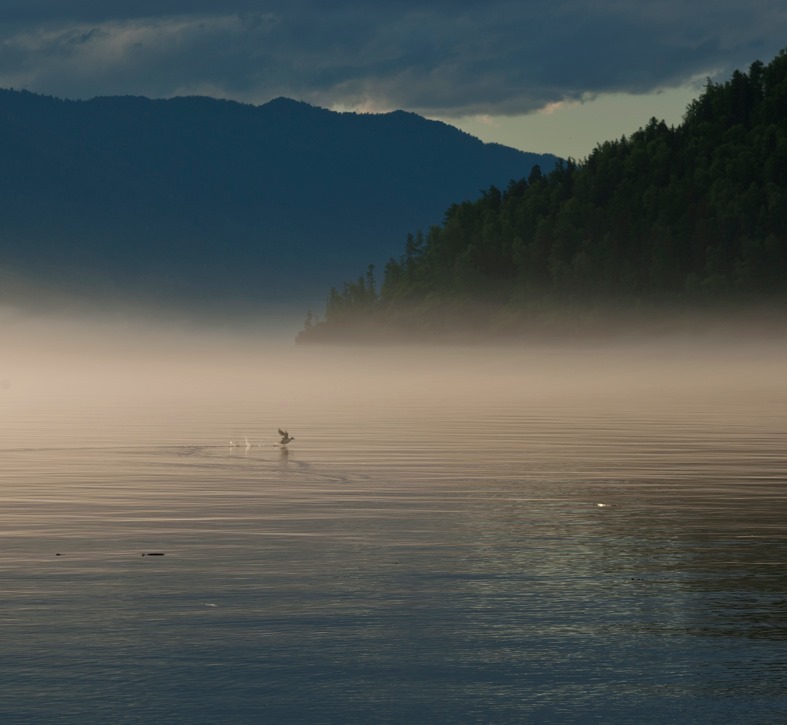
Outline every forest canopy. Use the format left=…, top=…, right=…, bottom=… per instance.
left=299, top=50, right=787, bottom=342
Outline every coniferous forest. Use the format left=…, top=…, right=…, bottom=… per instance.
left=299, top=50, right=787, bottom=342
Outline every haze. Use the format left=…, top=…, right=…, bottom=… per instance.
left=4, top=306, right=786, bottom=441
left=3, top=305, right=787, bottom=722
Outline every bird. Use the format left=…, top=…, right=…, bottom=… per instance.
left=278, top=429, right=294, bottom=445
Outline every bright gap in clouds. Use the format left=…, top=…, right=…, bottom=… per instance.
left=439, top=84, right=702, bottom=160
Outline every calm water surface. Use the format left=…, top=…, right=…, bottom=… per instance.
left=1, top=340, right=786, bottom=723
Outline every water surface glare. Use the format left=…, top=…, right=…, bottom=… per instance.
left=1, top=338, right=786, bottom=723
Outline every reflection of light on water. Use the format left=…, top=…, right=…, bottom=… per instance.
left=1, top=322, right=786, bottom=721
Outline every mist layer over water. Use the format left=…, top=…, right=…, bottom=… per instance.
left=1, top=311, right=786, bottom=722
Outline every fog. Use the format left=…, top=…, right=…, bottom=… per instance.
left=3, top=304, right=786, bottom=415
left=3, top=304, right=787, bottom=723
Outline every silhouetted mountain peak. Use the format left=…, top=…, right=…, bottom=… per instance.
left=263, top=96, right=314, bottom=110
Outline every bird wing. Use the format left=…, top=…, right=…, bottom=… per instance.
left=278, top=429, right=287, bottom=437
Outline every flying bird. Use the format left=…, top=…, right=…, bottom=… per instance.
left=278, top=429, right=294, bottom=445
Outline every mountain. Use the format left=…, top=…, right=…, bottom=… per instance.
left=298, top=50, right=787, bottom=342
left=0, top=90, right=557, bottom=312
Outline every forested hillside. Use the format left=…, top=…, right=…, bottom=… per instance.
left=300, top=50, right=787, bottom=341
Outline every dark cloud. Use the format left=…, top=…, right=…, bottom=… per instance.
left=0, top=1, right=784, bottom=115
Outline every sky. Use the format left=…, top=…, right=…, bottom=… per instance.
left=0, top=1, right=785, bottom=158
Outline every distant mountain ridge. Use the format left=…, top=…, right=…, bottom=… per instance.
left=0, top=90, right=557, bottom=311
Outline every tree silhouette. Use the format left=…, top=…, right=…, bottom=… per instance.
left=300, top=49, right=787, bottom=342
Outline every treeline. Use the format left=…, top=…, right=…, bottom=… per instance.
left=299, top=50, right=787, bottom=342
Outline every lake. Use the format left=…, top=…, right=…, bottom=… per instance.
left=1, top=325, right=786, bottom=723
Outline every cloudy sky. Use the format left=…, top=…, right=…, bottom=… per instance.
left=1, top=1, right=785, bottom=157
